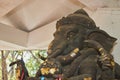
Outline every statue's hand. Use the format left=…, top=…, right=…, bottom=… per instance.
left=97, top=54, right=115, bottom=70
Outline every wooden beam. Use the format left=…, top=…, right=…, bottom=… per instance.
left=0, top=0, right=24, bottom=17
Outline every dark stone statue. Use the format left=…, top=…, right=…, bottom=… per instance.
left=10, top=9, right=120, bottom=80
left=46, top=9, right=120, bottom=80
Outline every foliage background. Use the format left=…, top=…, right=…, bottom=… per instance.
left=0, top=50, right=47, bottom=80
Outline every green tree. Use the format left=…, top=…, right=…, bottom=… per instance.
left=0, top=49, right=47, bottom=80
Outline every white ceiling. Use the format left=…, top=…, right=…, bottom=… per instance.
left=0, top=0, right=120, bottom=50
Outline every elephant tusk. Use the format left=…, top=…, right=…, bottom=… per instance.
left=70, top=48, right=79, bottom=57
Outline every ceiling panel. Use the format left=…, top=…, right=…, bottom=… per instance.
left=0, top=0, right=24, bottom=17
left=0, top=0, right=120, bottom=50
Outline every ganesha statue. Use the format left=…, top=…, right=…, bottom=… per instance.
left=10, top=9, right=120, bottom=80
left=44, top=9, right=120, bottom=80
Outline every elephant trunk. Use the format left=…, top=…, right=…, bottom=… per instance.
left=47, top=39, right=67, bottom=58
left=48, top=49, right=62, bottom=58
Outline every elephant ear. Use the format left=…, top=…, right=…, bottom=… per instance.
left=87, top=29, right=117, bottom=53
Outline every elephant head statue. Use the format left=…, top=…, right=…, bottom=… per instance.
left=47, top=9, right=117, bottom=58
left=46, top=9, right=120, bottom=80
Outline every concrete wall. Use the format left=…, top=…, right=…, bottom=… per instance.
left=91, top=8, right=120, bottom=64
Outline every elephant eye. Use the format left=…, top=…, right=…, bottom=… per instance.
left=66, top=31, right=76, bottom=40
